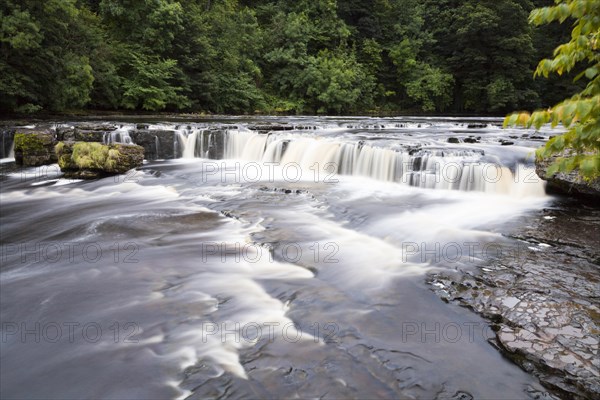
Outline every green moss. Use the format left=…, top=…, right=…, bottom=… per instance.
left=106, top=149, right=120, bottom=171
left=55, top=142, right=65, bottom=156
left=14, top=133, right=46, bottom=153
left=72, top=142, right=108, bottom=169
left=58, top=154, right=72, bottom=169
left=55, top=141, right=142, bottom=178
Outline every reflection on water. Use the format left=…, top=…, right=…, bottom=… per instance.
left=0, top=118, right=556, bottom=399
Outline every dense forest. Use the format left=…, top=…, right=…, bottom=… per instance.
left=0, top=0, right=581, bottom=115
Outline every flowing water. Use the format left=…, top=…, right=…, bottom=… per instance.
left=1, top=117, right=560, bottom=399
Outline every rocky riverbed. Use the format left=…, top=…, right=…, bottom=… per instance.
left=429, top=198, right=600, bottom=399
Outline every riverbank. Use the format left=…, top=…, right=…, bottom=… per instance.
left=429, top=198, right=600, bottom=399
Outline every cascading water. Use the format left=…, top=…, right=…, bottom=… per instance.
left=103, top=126, right=133, bottom=144
left=154, top=135, right=160, bottom=159
left=182, top=130, right=209, bottom=159
left=174, top=129, right=188, bottom=158
left=0, top=141, right=15, bottom=163
left=218, top=130, right=545, bottom=197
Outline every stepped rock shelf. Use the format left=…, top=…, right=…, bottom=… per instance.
left=3, top=120, right=599, bottom=197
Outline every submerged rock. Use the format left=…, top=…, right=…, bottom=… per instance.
left=56, top=141, right=144, bottom=179
left=536, top=154, right=600, bottom=199
left=14, top=130, right=57, bottom=166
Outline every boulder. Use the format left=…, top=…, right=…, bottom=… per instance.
left=14, top=130, right=57, bottom=166
left=130, top=129, right=175, bottom=160
left=56, top=126, right=76, bottom=142
left=75, top=123, right=118, bottom=131
left=536, top=154, right=600, bottom=198
left=57, top=124, right=116, bottom=142
left=56, top=141, right=144, bottom=179
left=73, top=128, right=105, bottom=142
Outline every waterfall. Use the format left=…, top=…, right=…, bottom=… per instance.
left=0, top=141, right=15, bottom=163
left=205, top=132, right=212, bottom=158
left=7, top=141, right=15, bottom=158
left=220, top=130, right=545, bottom=196
left=183, top=130, right=199, bottom=158
left=154, top=136, right=160, bottom=159
left=174, top=129, right=187, bottom=158
left=103, top=126, right=133, bottom=144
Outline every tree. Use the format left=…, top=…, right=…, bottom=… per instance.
left=504, top=0, right=600, bottom=179
left=301, top=49, right=375, bottom=114
left=120, top=52, right=189, bottom=111
left=0, top=0, right=96, bottom=113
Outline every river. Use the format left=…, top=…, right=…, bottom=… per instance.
left=0, top=116, right=568, bottom=399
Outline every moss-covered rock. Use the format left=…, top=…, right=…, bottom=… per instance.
left=55, top=141, right=144, bottom=179
left=14, top=130, right=57, bottom=166
left=536, top=154, right=600, bottom=199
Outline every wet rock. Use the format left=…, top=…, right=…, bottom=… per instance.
left=536, top=153, right=600, bottom=199
left=248, top=125, right=294, bottom=132
left=56, top=126, right=75, bottom=141
left=56, top=141, right=144, bottom=179
left=467, top=123, right=487, bottom=129
left=72, top=129, right=105, bottom=142
left=14, top=130, right=57, bottom=166
left=75, top=123, right=117, bottom=131
left=428, top=205, right=600, bottom=399
left=447, top=137, right=460, bottom=144
left=500, top=140, right=514, bottom=146
left=130, top=129, right=175, bottom=160
left=463, top=137, right=479, bottom=144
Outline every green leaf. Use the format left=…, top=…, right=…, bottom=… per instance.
left=585, top=67, right=598, bottom=80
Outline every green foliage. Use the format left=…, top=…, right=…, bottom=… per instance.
left=504, top=0, right=600, bottom=180
left=182, top=1, right=265, bottom=113
left=301, top=50, right=375, bottom=114
left=121, top=52, right=189, bottom=111
left=406, top=65, right=454, bottom=112
left=0, top=0, right=586, bottom=115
